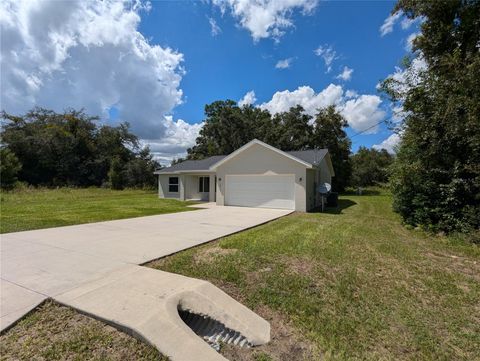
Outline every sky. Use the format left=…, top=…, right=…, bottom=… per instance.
left=1, top=0, right=421, bottom=164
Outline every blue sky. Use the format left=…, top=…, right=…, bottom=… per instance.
left=138, top=0, right=416, bottom=155
left=1, top=0, right=419, bottom=163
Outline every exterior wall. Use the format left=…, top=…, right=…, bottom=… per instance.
left=209, top=174, right=216, bottom=202
left=158, top=174, right=181, bottom=199
left=215, top=143, right=308, bottom=212
left=306, top=169, right=317, bottom=211
left=319, top=158, right=332, bottom=185
left=305, top=157, right=333, bottom=211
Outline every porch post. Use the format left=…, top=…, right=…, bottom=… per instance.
left=209, top=174, right=215, bottom=202
left=179, top=175, right=186, bottom=201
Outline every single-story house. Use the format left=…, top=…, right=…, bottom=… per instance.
left=154, top=139, right=334, bottom=212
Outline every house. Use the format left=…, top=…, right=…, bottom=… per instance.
left=154, top=139, right=334, bottom=212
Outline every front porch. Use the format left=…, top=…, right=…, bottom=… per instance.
left=158, top=173, right=216, bottom=202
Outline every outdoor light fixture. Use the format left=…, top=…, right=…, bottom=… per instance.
left=299, top=177, right=302, bottom=182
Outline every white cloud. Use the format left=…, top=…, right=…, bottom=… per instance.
left=380, top=11, right=402, bottom=36
left=208, top=16, right=222, bottom=36
left=373, top=133, right=401, bottom=154
left=341, top=95, right=386, bottom=134
left=213, top=0, right=318, bottom=41
left=314, top=44, right=337, bottom=72
left=405, top=32, right=419, bottom=51
left=260, top=84, right=343, bottom=116
left=387, top=55, right=428, bottom=96
left=345, top=89, right=358, bottom=98
left=0, top=0, right=198, bottom=162
left=401, top=17, right=415, bottom=30
left=336, top=66, right=353, bottom=81
left=259, top=84, right=386, bottom=133
left=275, top=58, right=293, bottom=69
left=391, top=105, right=408, bottom=123
left=145, top=116, right=203, bottom=165
left=238, top=90, right=257, bottom=107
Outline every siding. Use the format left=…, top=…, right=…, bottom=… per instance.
left=158, top=174, right=181, bottom=199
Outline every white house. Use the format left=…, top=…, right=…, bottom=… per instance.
left=155, top=139, right=334, bottom=212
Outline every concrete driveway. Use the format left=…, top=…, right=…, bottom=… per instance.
left=1, top=205, right=291, bottom=332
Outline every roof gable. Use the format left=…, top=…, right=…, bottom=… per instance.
left=209, top=139, right=314, bottom=170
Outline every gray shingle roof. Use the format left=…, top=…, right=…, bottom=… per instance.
left=286, top=149, right=328, bottom=165
left=155, top=149, right=328, bottom=174
left=155, top=155, right=226, bottom=174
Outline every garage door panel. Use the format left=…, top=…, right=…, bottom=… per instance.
left=225, top=175, right=295, bottom=210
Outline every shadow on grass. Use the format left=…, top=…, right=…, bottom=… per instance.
left=342, top=189, right=382, bottom=196
left=310, top=199, right=357, bottom=215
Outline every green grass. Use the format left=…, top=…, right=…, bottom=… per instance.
left=0, top=300, right=167, bottom=361
left=0, top=187, right=196, bottom=233
left=148, top=191, right=480, bottom=361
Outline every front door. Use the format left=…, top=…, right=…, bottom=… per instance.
left=198, top=176, right=210, bottom=201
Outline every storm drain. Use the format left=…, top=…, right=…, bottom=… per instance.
left=178, top=308, right=252, bottom=351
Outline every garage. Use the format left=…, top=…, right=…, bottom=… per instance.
left=225, top=174, right=295, bottom=210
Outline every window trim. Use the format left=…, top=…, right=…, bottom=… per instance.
left=169, top=177, right=179, bottom=193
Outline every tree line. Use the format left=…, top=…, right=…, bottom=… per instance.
left=0, top=108, right=158, bottom=190
left=1, top=105, right=392, bottom=193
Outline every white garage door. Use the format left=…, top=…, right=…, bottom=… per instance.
left=225, top=175, right=295, bottom=210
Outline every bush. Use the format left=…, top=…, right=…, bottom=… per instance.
left=0, top=147, right=22, bottom=190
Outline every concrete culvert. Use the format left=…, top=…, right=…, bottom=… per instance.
left=178, top=307, right=252, bottom=351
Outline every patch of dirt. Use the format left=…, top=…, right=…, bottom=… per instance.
left=281, top=256, right=314, bottom=276
left=425, top=251, right=480, bottom=282
left=221, top=304, right=318, bottom=361
left=193, top=245, right=238, bottom=264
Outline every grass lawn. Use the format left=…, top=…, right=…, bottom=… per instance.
left=0, top=300, right=167, bottom=361
left=0, top=187, right=196, bottom=233
left=147, top=191, right=480, bottom=361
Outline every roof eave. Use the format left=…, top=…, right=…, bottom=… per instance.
left=155, top=170, right=215, bottom=175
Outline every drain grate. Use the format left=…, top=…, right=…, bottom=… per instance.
left=178, top=308, right=252, bottom=351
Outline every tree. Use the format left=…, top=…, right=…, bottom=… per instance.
left=271, top=105, right=312, bottom=151
left=108, top=156, right=125, bottom=190
left=0, top=147, right=22, bottom=190
left=124, top=147, right=158, bottom=188
left=351, top=147, right=393, bottom=187
left=187, top=100, right=246, bottom=158
left=312, top=106, right=352, bottom=191
left=381, top=0, right=480, bottom=232
left=1, top=108, right=158, bottom=189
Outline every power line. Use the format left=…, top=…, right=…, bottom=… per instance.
left=350, top=119, right=388, bottom=138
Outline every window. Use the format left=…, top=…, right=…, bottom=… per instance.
left=169, top=177, right=179, bottom=193
left=198, top=176, right=210, bottom=193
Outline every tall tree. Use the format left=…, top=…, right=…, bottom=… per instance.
left=187, top=100, right=246, bottom=158
left=351, top=147, right=393, bottom=187
left=312, top=106, right=352, bottom=191
left=381, top=0, right=480, bottom=232
left=271, top=105, right=313, bottom=151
